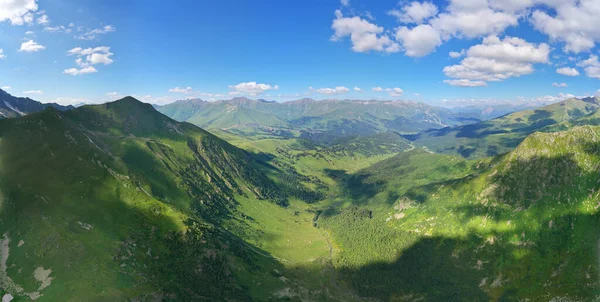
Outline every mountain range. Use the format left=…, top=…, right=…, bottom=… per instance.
left=1, top=90, right=600, bottom=300
left=156, top=97, right=482, bottom=139
left=405, top=96, right=600, bottom=158
left=0, top=89, right=73, bottom=118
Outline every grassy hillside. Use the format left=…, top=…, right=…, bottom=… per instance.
left=0, top=97, right=333, bottom=301
left=317, top=125, right=600, bottom=300
left=407, top=97, right=600, bottom=158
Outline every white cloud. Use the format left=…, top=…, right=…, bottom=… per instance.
left=0, top=0, right=38, bottom=25
left=444, top=79, right=487, bottom=87
left=340, top=0, right=349, bottom=6
left=531, top=1, right=600, bottom=53
left=577, top=55, right=600, bottom=79
left=372, top=87, right=383, bottom=92
left=106, top=92, right=120, bottom=97
left=449, top=49, right=465, bottom=58
left=443, top=35, right=549, bottom=84
left=228, top=82, right=279, bottom=95
left=19, top=40, right=45, bottom=52
left=430, top=1, right=519, bottom=40
left=314, top=86, right=349, bottom=95
left=331, top=10, right=400, bottom=53
left=466, top=35, right=549, bottom=63
left=23, top=90, right=43, bottom=95
left=386, top=87, right=404, bottom=97
left=64, top=46, right=113, bottom=76
left=76, top=25, right=116, bottom=40
left=169, top=86, right=194, bottom=94
left=1, top=86, right=11, bottom=90
left=388, top=1, right=438, bottom=24
left=25, top=30, right=34, bottom=35
left=395, top=24, right=442, bottom=57
left=556, top=67, right=580, bottom=76
left=353, top=87, right=362, bottom=92
left=552, top=82, right=568, bottom=87
left=44, top=25, right=72, bottom=33
left=36, top=14, right=48, bottom=25
left=0, top=49, right=4, bottom=59
left=63, top=66, right=97, bottom=76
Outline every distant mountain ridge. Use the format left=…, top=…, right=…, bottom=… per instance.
left=406, top=96, right=600, bottom=158
left=157, top=97, right=483, bottom=138
left=0, top=89, right=73, bottom=118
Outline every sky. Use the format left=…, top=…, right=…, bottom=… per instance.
left=1, top=0, right=600, bottom=107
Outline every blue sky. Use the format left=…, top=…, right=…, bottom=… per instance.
left=0, top=0, right=599, bottom=106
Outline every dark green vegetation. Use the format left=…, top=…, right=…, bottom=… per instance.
left=3, top=93, right=600, bottom=301
left=0, top=89, right=72, bottom=119
left=407, top=96, right=600, bottom=158
left=0, top=97, right=328, bottom=300
left=157, top=97, right=481, bottom=139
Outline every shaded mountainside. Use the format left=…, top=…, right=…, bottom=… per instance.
left=406, top=96, right=600, bottom=158
left=317, top=125, right=600, bottom=300
left=157, top=97, right=482, bottom=137
left=0, top=97, right=316, bottom=300
left=0, top=89, right=73, bottom=119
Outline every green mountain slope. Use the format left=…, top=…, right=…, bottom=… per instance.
left=0, top=97, right=297, bottom=300
left=406, top=96, right=600, bottom=158
left=318, top=125, right=600, bottom=300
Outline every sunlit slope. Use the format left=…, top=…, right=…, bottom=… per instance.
left=0, top=97, right=292, bottom=301
left=319, top=125, right=600, bottom=301
left=407, top=96, right=600, bottom=158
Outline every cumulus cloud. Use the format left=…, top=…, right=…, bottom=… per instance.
left=552, top=82, right=568, bottom=87
left=23, top=90, right=43, bottom=95
left=169, top=86, right=194, bottom=94
left=331, top=10, right=400, bottom=53
left=353, top=87, right=362, bottom=92
left=312, top=86, right=349, bottom=95
left=63, top=66, right=97, bottom=76
left=340, top=0, right=349, bottom=6
left=228, top=82, right=279, bottom=95
left=395, top=24, right=442, bottom=57
left=577, top=55, right=600, bottom=79
left=1, top=86, right=11, bottom=90
left=556, top=67, right=580, bottom=76
left=0, top=0, right=38, bottom=25
left=64, top=46, right=113, bottom=76
left=444, top=79, right=487, bottom=87
left=443, top=35, right=549, bottom=85
left=449, top=49, right=465, bottom=58
left=386, top=87, right=404, bottom=97
left=76, top=25, right=116, bottom=40
left=388, top=1, right=438, bottom=24
left=19, top=40, right=45, bottom=52
left=0, top=49, right=4, bottom=59
left=531, top=1, right=600, bottom=53
left=372, top=87, right=384, bottom=92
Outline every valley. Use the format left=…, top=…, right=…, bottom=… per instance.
left=0, top=91, right=599, bottom=301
